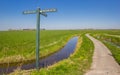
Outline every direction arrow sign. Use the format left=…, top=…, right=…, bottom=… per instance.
left=23, top=10, right=36, bottom=14
left=40, top=8, right=57, bottom=13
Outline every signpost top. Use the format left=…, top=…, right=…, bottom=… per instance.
left=23, top=8, right=57, bottom=17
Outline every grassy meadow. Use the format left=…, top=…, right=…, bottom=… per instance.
left=0, top=29, right=120, bottom=75
left=9, top=33, right=94, bottom=75
left=0, top=30, right=80, bottom=64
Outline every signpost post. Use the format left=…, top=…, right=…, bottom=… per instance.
left=23, top=8, right=57, bottom=70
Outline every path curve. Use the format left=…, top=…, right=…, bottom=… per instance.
left=85, top=34, right=120, bottom=75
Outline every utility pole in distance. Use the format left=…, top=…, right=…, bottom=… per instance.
left=23, top=8, right=57, bottom=70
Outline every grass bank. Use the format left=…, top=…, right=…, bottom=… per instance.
left=10, top=34, right=94, bottom=75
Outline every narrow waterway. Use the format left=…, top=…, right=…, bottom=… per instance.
left=0, top=37, right=78, bottom=74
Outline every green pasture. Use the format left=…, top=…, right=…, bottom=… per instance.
left=0, top=29, right=120, bottom=75
left=9, top=33, right=94, bottom=75
left=0, top=30, right=79, bottom=64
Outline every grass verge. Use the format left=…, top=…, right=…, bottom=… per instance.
left=103, top=42, right=120, bottom=64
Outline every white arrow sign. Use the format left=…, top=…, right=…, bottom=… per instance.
left=40, top=8, right=57, bottom=13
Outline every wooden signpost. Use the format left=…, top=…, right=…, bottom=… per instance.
left=23, top=8, right=57, bottom=70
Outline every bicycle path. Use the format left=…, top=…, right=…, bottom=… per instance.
left=85, top=34, right=120, bottom=75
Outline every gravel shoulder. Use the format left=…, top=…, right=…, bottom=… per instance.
left=85, top=34, right=120, bottom=75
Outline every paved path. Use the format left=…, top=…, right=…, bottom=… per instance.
left=85, top=34, right=120, bottom=75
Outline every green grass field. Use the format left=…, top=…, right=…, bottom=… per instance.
left=0, top=30, right=80, bottom=64
left=0, top=30, right=120, bottom=75
left=9, top=33, right=94, bottom=75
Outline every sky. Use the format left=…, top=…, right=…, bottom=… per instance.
left=0, top=0, right=120, bottom=30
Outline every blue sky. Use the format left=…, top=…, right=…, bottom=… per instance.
left=0, top=0, right=120, bottom=30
